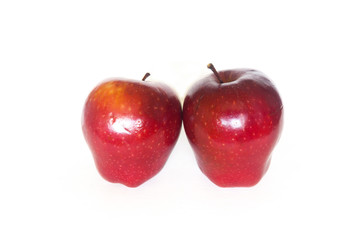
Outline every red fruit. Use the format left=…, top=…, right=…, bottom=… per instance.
left=183, top=64, right=283, bottom=187
left=82, top=73, right=182, bottom=187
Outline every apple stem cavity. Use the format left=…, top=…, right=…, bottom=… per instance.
left=142, top=73, right=151, bottom=81
left=207, top=63, right=223, bottom=83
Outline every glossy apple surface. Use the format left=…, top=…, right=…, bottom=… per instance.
left=82, top=76, right=182, bottom=187
left=183, top=66, right=283, bottom=187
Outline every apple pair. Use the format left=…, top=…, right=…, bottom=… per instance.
left=82, top=64, right=283, bottom=187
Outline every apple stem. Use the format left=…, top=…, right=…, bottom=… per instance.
left=142, top=73, right=150, bottom=81
left=207, top=63, right=223, bottom=83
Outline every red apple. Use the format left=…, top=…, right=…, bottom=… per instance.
left=183, top=64, right=283, bottom=187
left=82, top=73, right=182, bottom=187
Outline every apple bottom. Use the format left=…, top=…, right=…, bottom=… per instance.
left=92, top=147, right=174, bottom=188
left=190, top=132, right=279, bottom=188
left=196, top=155, right=272, bottom=187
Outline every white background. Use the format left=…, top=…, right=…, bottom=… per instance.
left=1, top=0, right=359, bottom=239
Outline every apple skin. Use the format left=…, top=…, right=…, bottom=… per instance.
left=82, top=78, right=182, bottom=187
left=183, top=68, right=283, bottom=187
